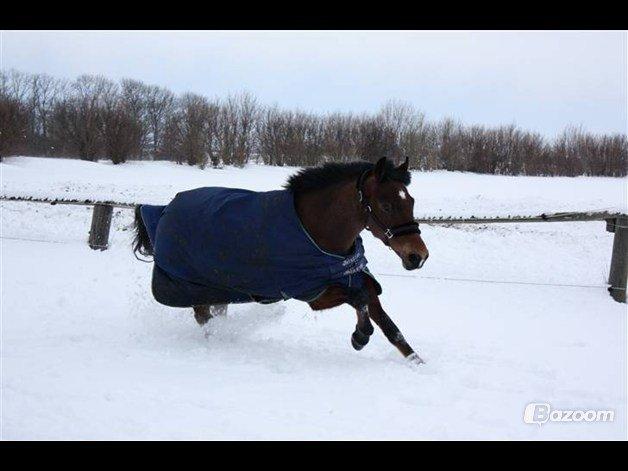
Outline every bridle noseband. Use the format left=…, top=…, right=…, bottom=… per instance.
left=356, top=170, right=421, bottom=245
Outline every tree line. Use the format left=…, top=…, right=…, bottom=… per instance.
left=1, top=69, right=625, bottom=176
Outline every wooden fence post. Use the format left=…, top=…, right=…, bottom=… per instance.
left=607, top=216, right=628, bottom=303
left=88, top=204, right=113, bottom=251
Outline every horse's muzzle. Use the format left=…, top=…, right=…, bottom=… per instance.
left=403, top=253, right=428, bottom=270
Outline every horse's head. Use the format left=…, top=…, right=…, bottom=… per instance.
left=359, top=156, right=429, bottom=270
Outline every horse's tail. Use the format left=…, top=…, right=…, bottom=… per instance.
left=132, top=205, right=154, bottom=259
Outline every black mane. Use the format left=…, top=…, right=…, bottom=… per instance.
left=284, top=160, right=411, bottom=194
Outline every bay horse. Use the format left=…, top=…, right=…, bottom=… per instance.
left=133, top=156, right=429, bottom=364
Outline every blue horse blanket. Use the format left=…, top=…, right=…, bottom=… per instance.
left=141, top=187, right=376, bottom=307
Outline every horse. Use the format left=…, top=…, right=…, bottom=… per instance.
left=132, top=156, right=429, bottom=364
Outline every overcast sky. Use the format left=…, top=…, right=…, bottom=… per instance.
left=1, top=30, right=625, bottom=137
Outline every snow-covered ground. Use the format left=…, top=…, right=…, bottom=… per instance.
left=1, top=157, right=626, bottom=440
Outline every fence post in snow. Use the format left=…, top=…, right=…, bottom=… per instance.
left=88, top=204, right=113, bottom=251
left=607, top=215, right=628, bottom=303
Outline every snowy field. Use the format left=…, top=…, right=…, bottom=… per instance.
left=1, top=157, right=626, bottom=440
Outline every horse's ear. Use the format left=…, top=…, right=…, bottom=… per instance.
left=373, top=157, right=388, bottom=183
left=398, top=156, right=409, bottom=173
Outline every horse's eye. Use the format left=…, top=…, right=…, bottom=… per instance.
left=380, top=202, right=392, bottom=213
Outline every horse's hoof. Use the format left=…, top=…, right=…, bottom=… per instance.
left=194, top=313, right=211, bottom=326
left=406, top=352, right=425, bottom=365
left=351, top=329, right=370, bottom=351
left=351, top=335, right=365, bottom=351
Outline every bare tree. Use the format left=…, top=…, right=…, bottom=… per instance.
left=29, top=73, right=66, bottom=155
left=4, top=69, right=31, bottom=103
left=50, top=75, right=115, bottom=161
left=322, top=112, right=357, bottom=163
left=120, top=79, right=150, bottom=158
left=257, top=107, right=325, bottom=167
left=435, top=118, right=465, bottom=171
left=217, top=92, right=258, bottom=166
left=353, top=115, right=399, bottom=162
left=0, top=95, right=29, bottom=159
left=257, top=105, right=286, bottom=166
left=100, top=82, right=144, bottom=164
left=378, top=100, right=426, bottom=166
left=145, top=85, right=175, bottom=158
left=204, top=101, right=221, bottom=167
left=167, top=93, right=214, bottom=167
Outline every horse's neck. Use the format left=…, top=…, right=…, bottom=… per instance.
left=295, top=180, right=365, bottom=255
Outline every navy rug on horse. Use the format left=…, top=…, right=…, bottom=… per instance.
left=140, top=187, right=378, bottom=308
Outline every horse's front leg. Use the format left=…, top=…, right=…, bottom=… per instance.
left=309, top=285, right=375, bottom=351
left=350, top=305, right=374, bottom=351
left=364, top=276, right=424, bottom=364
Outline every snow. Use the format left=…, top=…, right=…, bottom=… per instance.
left=1, top=156, right=627, bottom=440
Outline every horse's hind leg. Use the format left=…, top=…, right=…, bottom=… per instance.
left=193, top=304, right=228, bottom=326
left=193, top=305, right=212, bottom=326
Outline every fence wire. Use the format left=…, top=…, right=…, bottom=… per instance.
left=0, top=234, right=611, bottom=291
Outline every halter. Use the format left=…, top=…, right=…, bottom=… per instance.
left=356, top=170, right=421, bottom=245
